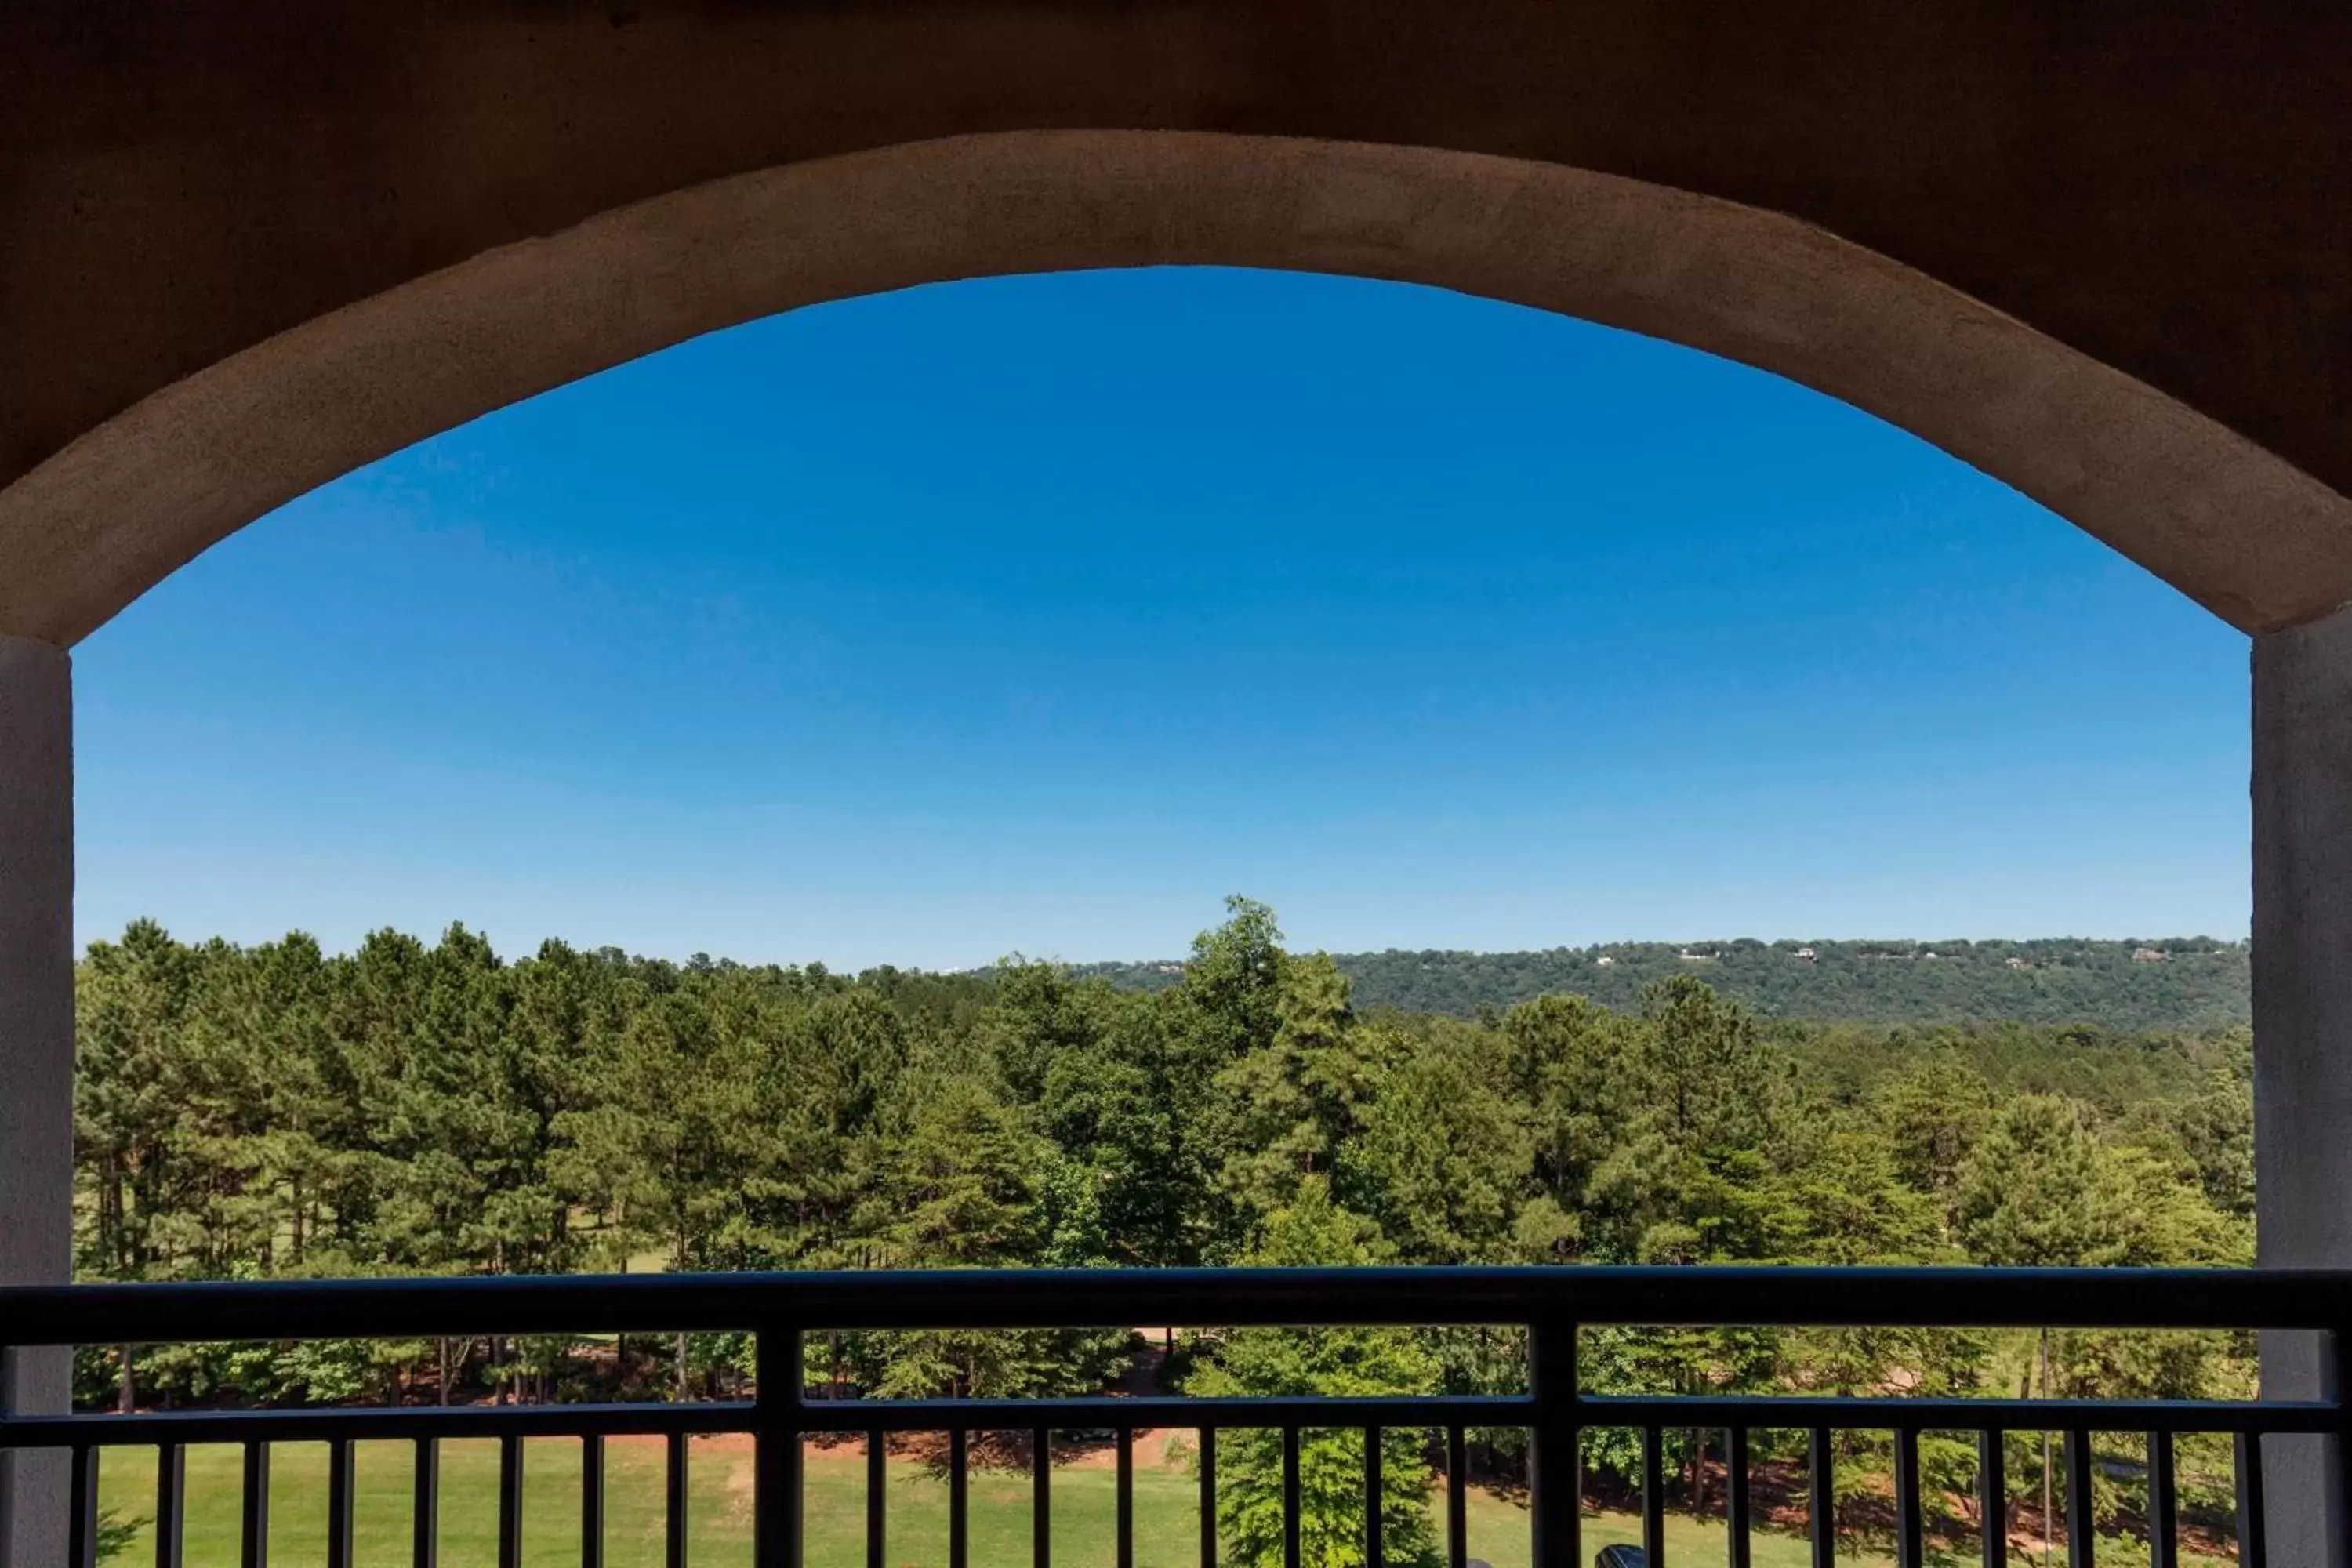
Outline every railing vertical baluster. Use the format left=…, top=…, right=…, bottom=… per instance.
left=1530, top=1321, right=1579, bottom=1568
left=869, top=1430, right=887, bottom=1568
left=2064, top=1431, right=2094, bottom=1568
left=242, top=1439, right=270, bottom=1568
left=1895, top=1428, right=1922, bottom=1568
left=1365, top=1426, right=1384, bottom=1568
left=415, top=1437, right=440, bottom=1568
left=67, top=1445, right=96, bottom=1568
left=1119, top=1425, right=1135, bottom=1568
left=1200, top=1425, right=1218, bottom=1568
left=156, top=1442, right=185, bottom=1568
left=666, top=1431, right=689, bottom=1568
left=497, top=1432, right=523, bottom=1568
left=2234, top=1432, right=2266, bottom=1568
left=1447, top=1425, right=1468, bottom=1568
left=1644, top=1426, right=1668, bottom=1568
left=582, top=1434, right=602, bottom=1568
left=1978, top=1431, right=2005, bottom=1568
left=1033, top=1428, right=1050, bottom=1568
left=1728, top=1427, right=1751, bottom=1568
left=327, top=1437, right=354, bottom=1568
left=2147, top=1431, right=2176, bottom=1568
left=949, top=1428, right=970, bottom=1568
left=1282, top=1427, right=1302, bottom=1568
left=1809, top=1428, right=1834, bottom=1568
left=756, top=1326, right=804, bottom=1568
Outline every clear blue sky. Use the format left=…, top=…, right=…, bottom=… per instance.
left=74, top=267, right=2250, bottom=970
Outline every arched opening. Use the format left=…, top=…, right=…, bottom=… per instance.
left=50, top=257, right=2258, bottom=1561
left=5, top=116, right=2351, bottom=1568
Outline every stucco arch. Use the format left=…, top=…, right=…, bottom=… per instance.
left=2, top=129, right=2347, bottom=643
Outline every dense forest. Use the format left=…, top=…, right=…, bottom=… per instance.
left=74, top=901, right=2257, bottom=1560
left=1073, top=938, right=2251, bottom=1033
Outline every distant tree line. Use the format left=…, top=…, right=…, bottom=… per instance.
left=1073, top=937, right=2250, bottom=1033
left=73, top=901, right=2256, bottom=1563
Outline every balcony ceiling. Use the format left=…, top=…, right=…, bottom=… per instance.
left=2, top=2, right=2348, bottom=640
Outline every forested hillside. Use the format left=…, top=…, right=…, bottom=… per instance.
left=73, top=900, right=2256, bottom=1552
left=1074, top=937, right=2249, bottom=1031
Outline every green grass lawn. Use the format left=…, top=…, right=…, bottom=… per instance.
left=90, top=1432, right=2206, bottom=1568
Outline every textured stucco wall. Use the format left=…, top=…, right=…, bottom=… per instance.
left=2254, top=601, right=2352, bottom=1567
left=0, top=634, right=71, bottom=1562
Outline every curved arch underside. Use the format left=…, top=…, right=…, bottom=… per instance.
left=2, top=130, right=2348, bottom=641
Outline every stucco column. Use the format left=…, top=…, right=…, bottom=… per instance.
left=0, top=633, right=71, bottom=1564
left=2255, top=599, right=2352, bottom=1568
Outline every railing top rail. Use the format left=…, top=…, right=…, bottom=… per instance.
left=4, top=1392, right=2339, bottom=1451
left=1, top=1265, right=2345, bottom=1346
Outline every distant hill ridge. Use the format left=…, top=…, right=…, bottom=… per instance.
left=1069, top=937, right=2250, bottom=1033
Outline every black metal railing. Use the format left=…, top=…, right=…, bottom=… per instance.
left=1, top=1265, right=2346, bottom=1568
